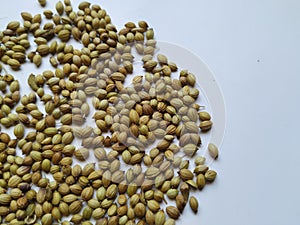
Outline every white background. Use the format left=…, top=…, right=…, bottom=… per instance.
left=1, top=1, right=300, bottom=225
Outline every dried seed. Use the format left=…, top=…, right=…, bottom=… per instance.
left=166, top=206, right=180, bottom=219
left=147, top=200, right=160, bottom=213
left=8, top=59, right=21, bottom=70
left=0, top=194, right=11, bottom=205
left=78, top=1, right=91, bottom=10
left=41, top=213, right=52, bottom=225
left=208, top=143, right=219, bottom=159
left=166, top=189, right=178, bottom=199
left=14, top=124, right=25, bottom=139
left=155, top=210, right=165, bottom=225
left=199, top=111, right=211, bottom=121
left=189, top=196, right=198, bottom=213
left=157, top=54, right=168, bottom=65
left=33, top=54, right=42, bottom=67
left=21, top=12, right=33, bottom=21
left=81, top=186, right=93, bottom=201
left=183, top=144, right=198, bottom=157
left=38, top=0, right=47, bottom=7
left=134, top=203, right=146, bottom=218
left=194, top=156, right=206, bottom=165
left=175, top=194, right=186, bottom=212
left=205, top=170, right=217, bottom=182
left=56, top=1, right=64, bottom=15
left=199, top=120, right=213, bottom=131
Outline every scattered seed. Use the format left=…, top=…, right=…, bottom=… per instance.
left=0, top=1, right=220, bottom=225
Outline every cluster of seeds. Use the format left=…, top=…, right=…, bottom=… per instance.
left=0, top=0, right=219, bottom=224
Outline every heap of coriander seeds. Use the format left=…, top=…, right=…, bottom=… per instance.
left=0, top=0, right=220, bottom=224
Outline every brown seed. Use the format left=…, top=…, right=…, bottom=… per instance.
left=183, top=144, right=198, bottom=157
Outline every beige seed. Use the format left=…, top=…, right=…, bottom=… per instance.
left=157, top=54, right=168, bottom=65
left=165, top=219, right=176, bottom=225
left=208, top=143, right=219, bottom=159
left=194, top=156, right=206, bottom=165
left=183, top=144, right=198, bottom=157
